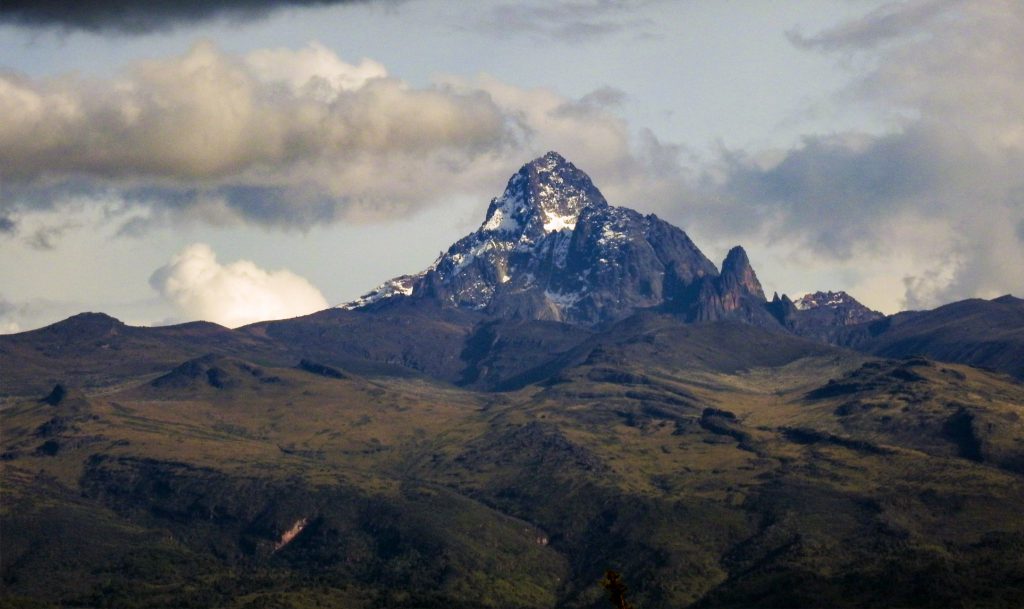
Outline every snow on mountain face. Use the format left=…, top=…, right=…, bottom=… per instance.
left=341, top=274, right=421, bottom=310
left=793, top=291, right=884, bottom=326
left=340, top=151, right=718, bottom=325
left=413, top=151, right=610, bottom=312
left=341, top=151, right=605, bottom=310
left=795, top=291, right=853, bottom=311
left=481, top=151, right=607, bottom=239
left=337, top=152, right=884, bottom=332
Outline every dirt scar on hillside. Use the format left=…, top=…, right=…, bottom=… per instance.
left=274, top=518, right=308, bottom=552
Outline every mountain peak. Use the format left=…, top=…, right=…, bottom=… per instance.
left=62, top=312, right=124, bottom=325
left=482, top=151, right=607, bottom=236
left=530, top=150, right=570, bottom=168
left=792, top=290, right=883, bottom=328
left=720, top=246, right=765, bottom=300
left=721, top=246, right=750, bottom=271
left=343, top=152, right=717, bottom=324
left=40, top=312, right=126, bottom=339
left=795, top=290, right=860, bottom=311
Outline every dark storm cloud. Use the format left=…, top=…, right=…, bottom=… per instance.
left=716, top=127, right=949, bottom=257
left=0, top=0, right=397, bottom=34
left=113, top=185, right=342, bottom=235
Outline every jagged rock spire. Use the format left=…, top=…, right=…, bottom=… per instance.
left=720, top=246, right=766, bottom=301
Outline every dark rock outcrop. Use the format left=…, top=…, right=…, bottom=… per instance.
left=683, top=246, right=778, bottom=327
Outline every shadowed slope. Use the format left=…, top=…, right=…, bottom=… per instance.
left=0, top=313, right=290, bottom=396
left=838, top=295, right=1024, bottom=379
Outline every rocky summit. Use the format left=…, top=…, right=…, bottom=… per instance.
left=344, top=151, right=785, bottom=327
left=794, top=290, right=884, bottom=325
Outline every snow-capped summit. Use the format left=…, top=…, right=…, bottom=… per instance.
left=340, top=152, right=881, bottom=332
left=342, top=152, right=762, bottom=326
left=344, top=274, right=420, bottom=310
left=795, top=290, right=852, bottom=311
left=415, top=151, right=616, bottom=313
left=481, top=151, right=608, bottom=238
left=342, top=152, right=614, bottom=313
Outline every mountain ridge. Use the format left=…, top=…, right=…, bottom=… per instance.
left=2, top=153, right=1023, bottom=609
left=336, top=152, right=966, bottom=345
left=3, top=153, right=1021, bottom=389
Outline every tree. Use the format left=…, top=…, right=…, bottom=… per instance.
left=600, top=570, right=635, bottom=609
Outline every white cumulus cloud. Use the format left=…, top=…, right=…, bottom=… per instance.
left=0, top=39, right=693, bottom=236
left=0, top=40, right=513, bottom=230
left=245, top=41, right=388, bottom=98
left=150, top=243, right=328, bottom=327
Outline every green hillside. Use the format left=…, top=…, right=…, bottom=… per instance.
left=3, top=314, right=1024, bottom=608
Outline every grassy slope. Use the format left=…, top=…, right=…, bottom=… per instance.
left=2, top=318, right=1024, bottom=608
left=841, top=296, right=1024, bottom=380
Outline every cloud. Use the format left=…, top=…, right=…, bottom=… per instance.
left=0, top=41, right=517, bottom=230
left=694, top=0, right=1024, bottom=309
left=25, top=221, right=78, bottom=250
left=244, top=41, right=388, bottom=96
left=0, top=41, right=508, bottom=181
left=0, top=214, right=15, bottom=234
left=0, top=0, right=395, bottom=34
left=0, top=294, right=97, bottom=334
left=149, top=243, right=328, bottom=327
left=0, top=296, right=16, bottom=333
left=787, top=0, right=957, bottom=51
left=551, top=86, right=627, bottom=118
left=473, top=1, right=659, bottom=42
left=711, top=128, right=955, bottom=255
left=1, top=40, right=687, bottom=237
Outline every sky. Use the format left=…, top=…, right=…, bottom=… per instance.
left=1, top=0, right=1022, bottom=332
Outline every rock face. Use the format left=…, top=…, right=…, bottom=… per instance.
left=342, top=152, right=884, bottom=334
left=794, top=291, right=884, bottom=326
left=415, top=150, right=616, bottom=319
left=771, top=290, right=885, bottom=342
left=346, top=152, right=739, bottom=326
left=683, top=246, right=775, bottom=326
